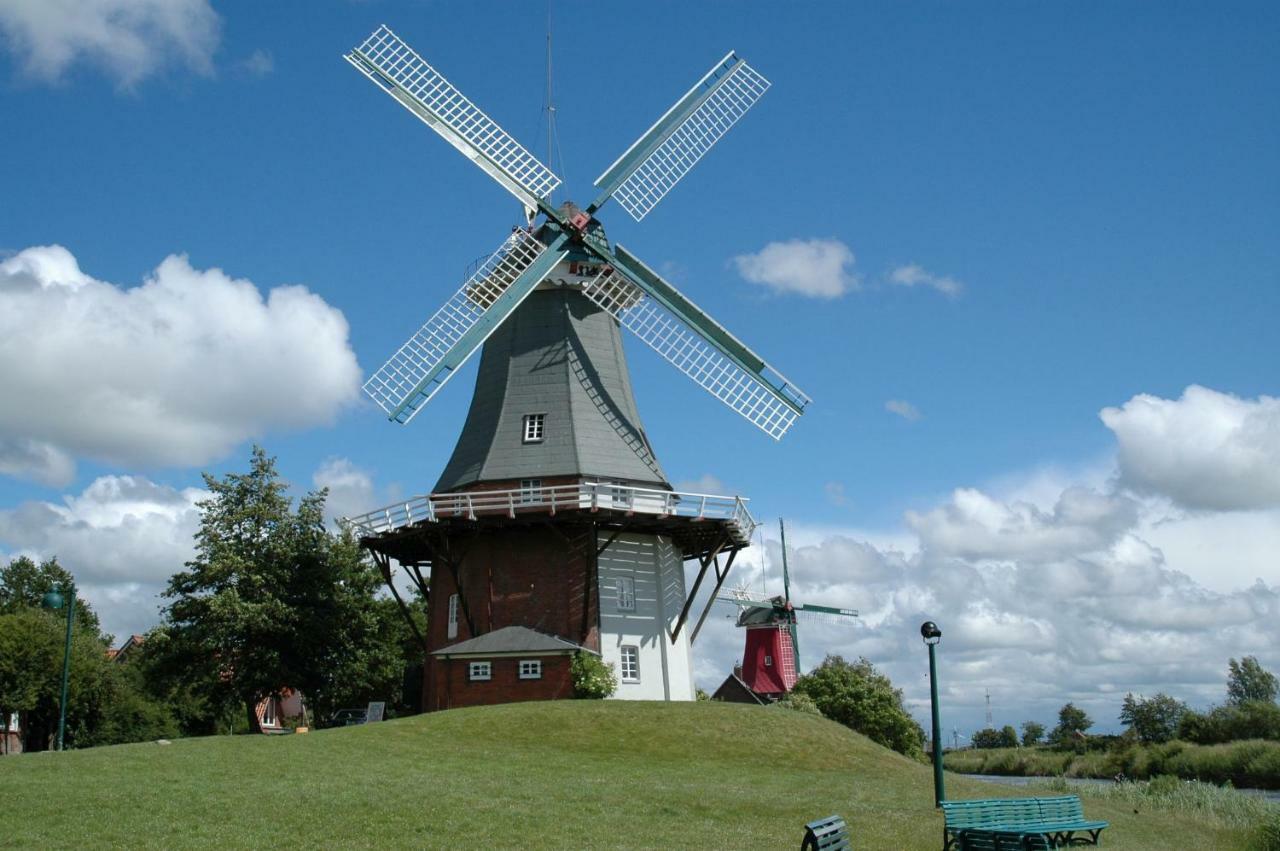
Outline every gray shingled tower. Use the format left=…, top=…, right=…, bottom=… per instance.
left=434, top=286, right=669, bottom=492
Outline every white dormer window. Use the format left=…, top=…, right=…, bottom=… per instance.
left=523, top=413, right=545, bottom=443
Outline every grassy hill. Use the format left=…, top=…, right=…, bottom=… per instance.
left=0, top=701, right=1258, bottom=849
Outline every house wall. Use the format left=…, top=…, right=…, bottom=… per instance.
left=597, top=533, right=695, bottom=702
left=1, top=713, right=21, bottom=755
left=422, top=524, right=598, bottom=711
left=429, top=655, right=573, bottom=711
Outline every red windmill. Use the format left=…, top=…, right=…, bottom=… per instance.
left=712, top=519, right=858, bottom=703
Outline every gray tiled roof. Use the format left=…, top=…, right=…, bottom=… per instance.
left=431, top=625, right=586, bottom=656
left=434, top=287, right=669, bottom=492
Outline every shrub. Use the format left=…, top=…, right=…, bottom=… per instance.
left=773, top=692, right=821, bottom=716
left=570, top=652, right=617, bottom=699
left=792, top=655, right=925, bottom=759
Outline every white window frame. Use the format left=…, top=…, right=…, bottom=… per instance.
left=518, top=660, right=542, bottom=680
left=522, top=413, right=545, bottom=443
left=764, top=655, right=773, bottom=667
left=261, top=698, right=277, bottom=728
left=468, top=661, right=492, bottom=682
left=620, top=645, right=640, bottom=683
left=447, top=593, right=459, bottom=639
left=615, top=576, right=636, bottom=612
left=519, top=478, right=542, bottom=505
left=608, top=480, right=632, bottom=509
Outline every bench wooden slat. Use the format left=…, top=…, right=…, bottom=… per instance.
left=942, top=795, right=1108, bottom=851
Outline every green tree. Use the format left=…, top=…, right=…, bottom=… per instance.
left=792, top=655, right=925, bottom=758
left=1049, top=702, right=1092, bottom=744
left=1119, top=692, right=1186, bottom=744
left=1227, top=656, right=1278, bottom=705
left=1021, top=720, right=1045, bottom=746
left=971, top=727, right=1006, bottom=749
left=0, top=556, right=103, bottom=639
left=160, top=447, right=415, bottom=733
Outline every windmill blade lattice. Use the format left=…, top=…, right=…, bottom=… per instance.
left=580, top=249, right=808, bottom=439
left=364, top=229, right=569, bottom=423
left=346, top=25, right=561, bottom=215
left=592, top=52, right=770, bottom=221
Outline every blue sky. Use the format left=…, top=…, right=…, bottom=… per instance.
left=1, top=1, right=1278, bottom=737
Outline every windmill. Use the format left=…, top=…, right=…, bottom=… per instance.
left=341, top=24, right=812, bottom=712
left=712, top=519, right=858, bottom=702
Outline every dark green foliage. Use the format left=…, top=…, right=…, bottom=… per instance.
left=1022, top=720, right=1045, bottom=746
left=971, top=727, right=1003, bottom=749
left=1049, top=702, right=1093, bottom=745
left=570, top=651, right=617, bottom=699
left=0, top=555, right=103, bottom=640
left=1227, top=656, right=1278, bottom=706
left=1179, top=700, right=1280, bottom=745
left=1120, top=692, right=1187, bottom=744
left=792, top=654, right=925, bottom=758
left=159, top=447, right=418, bottom=732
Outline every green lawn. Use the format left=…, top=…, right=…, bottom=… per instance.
left=0, top=701, right=1256, bottom=849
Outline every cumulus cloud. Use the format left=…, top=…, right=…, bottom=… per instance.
left=732, top=238, right=856, bottom=298
left=693, top=479, right=1280, bottom=736
left=0, top=245, right=362, bottom=482
left=889, top=263, right=963, bottom=297
left=0, top=474, right=204, bottom=640
left=313, top=457, right=377, bottom=525
left=0, top=0, right=220, bottom=89
left=885, top=399, right=922, bottom=421
left=1101, top=385, right=1280, bottom=510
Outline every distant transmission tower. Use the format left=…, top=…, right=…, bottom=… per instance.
left=985, top=688, right=993, bottom=728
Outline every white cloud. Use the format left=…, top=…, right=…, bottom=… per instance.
left=1101, top=385, right=1280, bottom=510
left=0, top=474, right=204, bottom=640
left=313, top=457, right=376, bottom=525
left=0, top=245, right=362, bottom=481
left=238, top=47, right=272, bottom=77
left=0, top=438, right=75, bottom=487
left=824, top=481, right=849, bottom=507
left=889, top=263, right=963, bottom=297
left=0, top=0, right=220, bottom=89
left=673, top=473, right=729, bottom=495
left=885, top=399, right=922, bottom=421
left=694, top=479, right=1280, bottom=735
left=732, top=238, right=855, bottom=299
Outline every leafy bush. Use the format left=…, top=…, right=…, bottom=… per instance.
left=792, top=655, right=925, bottom=759
left=772, top=692, right=821, bottom=716
left=1180, top=701, right=1280, bottom=744
left=570, top=652, right=617, bottom=699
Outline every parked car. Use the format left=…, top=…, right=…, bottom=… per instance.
left=326, top=708, right=368, bottom=728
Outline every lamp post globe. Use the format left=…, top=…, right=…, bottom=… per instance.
left=41, top=590, right=64, bottom=611
left=921, top=619, right=945, bottom=807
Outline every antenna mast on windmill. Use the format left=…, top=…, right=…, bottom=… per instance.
left=711, top=519, right=857, bottom=703
left=340, top=24, right=813, bottom=711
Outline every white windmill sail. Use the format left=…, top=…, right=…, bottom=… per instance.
left=364, top=229, right=569, bottom=423
left=346, top=25, right=561, bottom=216
left=580, top=248, right=809, bottom=440
left=591, top=52, right=770, bottom=221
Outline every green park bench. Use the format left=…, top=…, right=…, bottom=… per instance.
left=801, top=814, right=850, bottom=850
left=941, top=795, right=1109, bottom=850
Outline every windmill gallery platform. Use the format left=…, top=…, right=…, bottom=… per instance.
left=339, top=25, right=810, bottom=712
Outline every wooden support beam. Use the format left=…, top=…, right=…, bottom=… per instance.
left=669, top=533, right=728, bottom=642
left=370, top=551, right=429, bottom=656
left=596, top=527, right=625, bottom=557
left=439, top=536, right=477, bottom=638
left=691, top=547, right=739, bottom=644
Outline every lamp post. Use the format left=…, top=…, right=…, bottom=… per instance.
left=40, top=585, right=74, bottom=751
left=921, top=620, right=944, bottom=807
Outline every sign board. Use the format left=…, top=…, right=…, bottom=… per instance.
left=366, top=701, right=386, bottom=723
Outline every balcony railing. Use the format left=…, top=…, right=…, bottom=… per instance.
left=345, top=481, right=757, bottom=544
